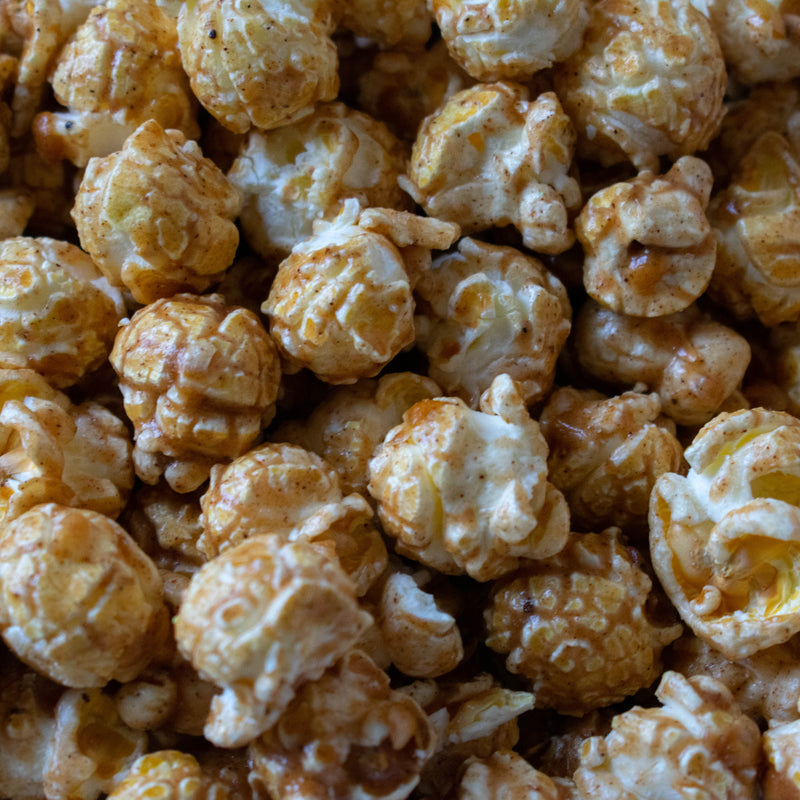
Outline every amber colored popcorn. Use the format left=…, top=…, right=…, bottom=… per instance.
left=402, top=83, right=581, bottom=254
left=572, top=300, right=751, bottom=427
left=0, top=53, right=12, bottom=174
left=553, top=0, right=726, bottom=171
left=456, top=751, right=575, bottom=800
left=249, top=649, right=435, bottom=800
left=415, top=237, right=572, bottom=407
left=763, top=719, right=800, bottom=800
left=576, top=156, right=716, bottom=317
left=33, top=0, right=199, bottom=167
left=72, top=119, right=243, bottom=304
left=368, top=374, right=569, bottom=581
left=0, top=189, right=36, bottom=238
left=174, top=535, right=372, bottom=748
left=573, top=671, right=761, bottom=799
left=539, top=388, right=684, bottom=534
left=336, top=0, right=431, bottom=49
left=227, top=102, right=411, bottom=260
left=177, top=0, right=338, bottom=134
left=110, top=293, right=281, bottom=493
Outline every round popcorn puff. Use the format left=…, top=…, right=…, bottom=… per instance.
left=402, top=83, right=581, bottom=254
left=227, top=102, right=411, bottom=260
left=174, top=535, right=373, bottom=748
left=574, top=672, right=761, bottom=799
left=0, top=503, right=168, bottom=688
left=763, top=719, right=800, bottom=800
left=415, top=237, right=571, bottom=407
left=337, top=0, right=431, bottom=49
left=485, top=530, right=682, bottom=716
left=576, top=156, right=716, bottom=317
left=110, top=293, right=281, bottom=493
left=73, top=119, right=243, bottom=304
left=368, top=373, right=569, bottom=581
left=572, top=300, right=751, bottom=427
left=249, top=650, right=435, bottom=800
left=456, top=751, right=575, bottom=800
left=650, top=408, right=800, bottom=660
left=177, top=0, right=337, bottom=134
left=33, top=0, right=199, bottom=167
left=0, top=237, right=124, bottom=388
left=553, top=0, right=726, bottom=170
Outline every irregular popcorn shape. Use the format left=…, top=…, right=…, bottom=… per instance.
left=336, top=0, right=432, bottom=49
left=763, top=719, right=800, bottom=799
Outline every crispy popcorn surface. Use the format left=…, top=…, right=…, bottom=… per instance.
left=763, top=718, right=800, bottom=800
left=110, top=293, right=281, bottom=493
left=336, top=0, right=432, bottom=50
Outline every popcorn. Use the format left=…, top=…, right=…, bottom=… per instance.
left=763, top=719, right=800, bottom=799
left=455, top=751, right=575, bottom=800
left=0, top=189, right=35, bottom=238
left=335, top=0, right=432, bottom=50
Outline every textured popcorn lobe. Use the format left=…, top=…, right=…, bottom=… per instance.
left=336, top=0, right=431, bottom=49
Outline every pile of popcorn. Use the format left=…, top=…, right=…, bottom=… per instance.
left=1, top=0, right=800, bottom=797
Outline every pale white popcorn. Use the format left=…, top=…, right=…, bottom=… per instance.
left=402, top=83, right=581, bottom=254
left=553, top=0, right=726, bottom=170
left=415, top=237, right=572, bottom=406
left=177, top=0, right=338, bottom=133
left=763, top=719, right=800, bottom=799
left=73, top=119, right=243, bottom=304
left=227, top=102, right=411, bottom=260
left=456, top=751, right=575, bottom=800
left=336, top=0, right=431, bottom=49
left=174, top=535, right=373, bottom=748
left=650, top=408, right=800, bottom=660
left=0, top=190, right=36, bottom=239
left=576, top=156, right=716, bottom=317
left=263, top=200, right=459, bottom=384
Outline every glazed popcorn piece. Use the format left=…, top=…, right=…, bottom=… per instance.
left=576, top=156, right=716, bottom=317
left=402, top=83, right=581, bottom=254
left=574, top=671, right=761, bottom=799
left=177, top=0, right=337, bottom=134
left=368, top=373, right=569, bottom=581
left=335, top=0, right=431, bottom=49
left=573, top=300, right=751, bottom=426
left=73, top=119, right=243, bottom=304
left=763, top=719, right=800, bottom=800
left=650, top=408, right=800, bottom=659
left=174, top=535, right=372, bottom=748
left=456, top=751, right=575, bottom=800
left=553, top=0, right=726, bottom=171
left=539, top=388, right=684, bottom=534
left=33, top=0, right=199, bottom=167
left=415, top=237, right=572, bottom=407
left=249, top=650, right=435, bottom=800
left=485, top=530, right=682, bottom=716
left=263, top=200, right=459, bottom=384
left=110, top=293, right=282, bottom=493
left=431, top=0, right=588, bottom=81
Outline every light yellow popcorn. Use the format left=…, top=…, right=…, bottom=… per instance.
left=110, top=293, right=282, bottom=493
left=336, top=0, right=432, bottom=49
left=368, top=373, right=569, bottom=581
left=415, top=237, right=572, bottom=407
left=402, top=83, right=581, bottom=254
left=456, top=751, right=575, bottom=800
left=763, top=719, right=800, bottom=800
left=576, top=156, right=716, bottom=317
left=249, top=649, right=436, bottom=800
left=32, top=0, right=199, bottom=167
left=73, top=119, right=243, bottom=305
left=173, top=535, right=373, bottom=748
left=553, top=0, right=726, bottom=170
left=431, top=0, right=589, bottom=81
left=177, top=0, right=338, bottom=134
left=650, top=408, right=800, bottom=660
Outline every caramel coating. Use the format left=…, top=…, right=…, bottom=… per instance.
left=553, top=0, right=726, bottom=170
left=402, top=84, right=581, bottom=254
left=110, top=293, right=281, bottom=493
left=0, top=189, right=36, bottom=239
left=456, top=751, right=574, bottom=800
left=73, top=119, right=243, bottom=304
left=415, top=237, right=572, bottom=407
left=336, top=0, right=432, bottom=49
left=763, top=719, right=800, bottom=800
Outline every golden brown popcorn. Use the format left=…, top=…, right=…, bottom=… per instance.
left=572, top=300, right=751, bottom=426
left=368, top=374, right=569, bottom=581
left=650, top=408, right=800, bottom=660
left=0, top=189, right=36, bottom=238
left=415, top=237, right=572, bottom=406
left=73, top=119, right=243, bottom=304
left=455, top=751, right=575, bottom=800
left=0, top=53, right=12, bottom=174
left=402, top=83, right=581, bottom=254
left=553, top=0, right=726, bottom=171
left=539, top=388, right=684, bottom=534
left=249, top=649, right=435, bottom=800
left=573, top=671, right=761, bottom=799
left=485, top=530, right=682, bottom=716
left=110, top=293, right=282, bottom=493
left=263, top=200, right=459, bottom=384
left=576, top=156, right=716, bottom=317
left=336, top=0, right=431, bottom=49
left=177, top=0, right=338, bottom=134
left=227, top=102, right=411, bottom=260
left=0, top=503, right=168, bottom=688
left=763, top=719, right=800, bottom=800
left=174, top=535, right=373, bottom=748
left=33, top=0, right=199, bottom=167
